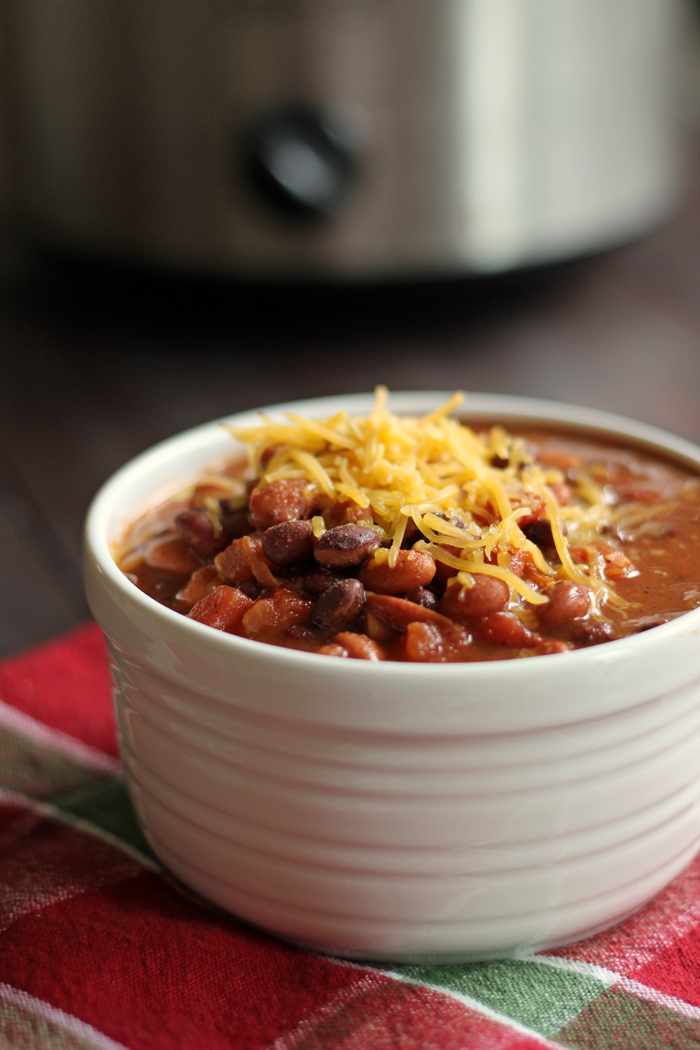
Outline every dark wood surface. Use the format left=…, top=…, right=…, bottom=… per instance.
left=2, top=135, right=700, bottom=659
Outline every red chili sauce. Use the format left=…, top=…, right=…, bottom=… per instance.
left=117, top=429, right=700, bottom=662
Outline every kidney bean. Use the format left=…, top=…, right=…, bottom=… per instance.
left=187, top=585, right=254, bottom=633
left=439, top=575, right=509, bottom=622
left=248, top=479, right=316, bottom=530
left=312, top=578, right=365, bottom=631
left=358, top=550, right=436, bottom=595
left=146, top=538, right=202, bottom=576
left=331, top=632, right=385, bottom=660
left=480, top=611, right=540, bottom=647
left=176, top=564, right=224, bottom=608
left=286, top=625, right=316, bottom=642
left=366, top=593, right=452, bottom=634
left=570, top=620, right=614, bottom=646
left=303, top=568, right=344, bottom=599
left=176, top=508, right=229, bottom=560
left=404, top=587, right=438, bottom=610
left=242, top=588, right=313, bottom=634
left=323, top=499, right=373, bottom=529
left=317, top=642, right=350, bottom=658
left=537, top=581, right=590, bottom=625
left=261, top=519, right=315, bottom=566
left=313, top=524, right=381, bottom=569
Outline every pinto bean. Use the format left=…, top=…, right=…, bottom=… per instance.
left=358, top=550, right=436, bottom=595
left=331, top=632, right=384, bottom=660
left=537, top=581, right=590, bottom=625
left=175, top=508, right=228, bottom=560
left=248, top=479, right=316, bottom=530
left=404, top=587, right=438, bottom=610
left=242, top=588, right=313, bottom=634
left=187, top=585, right=253, bottom=633
left=146, top=538, right=202, bottom=576
left=261, top=519, right=315, bottom=566
left=312, top=578, right=365, bottom=631
left=439, top=574, right=509, bottom=622
left=366, top=593, right=452, bottom=634
left=313, top=524, right=381, bottom=569
left=480, top=612, right=540, bottom=648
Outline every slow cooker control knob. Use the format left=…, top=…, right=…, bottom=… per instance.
left=244, top=104, right=361, bottom=221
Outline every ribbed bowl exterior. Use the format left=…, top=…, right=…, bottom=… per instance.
left=85, top=393, right=700, bottom=961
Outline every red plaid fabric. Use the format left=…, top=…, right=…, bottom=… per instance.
left=2, top=623, right=700, bottom=1049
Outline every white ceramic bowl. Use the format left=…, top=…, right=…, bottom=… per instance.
left=84, top=393, right=700, bottom=963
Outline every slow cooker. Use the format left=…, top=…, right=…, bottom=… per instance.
left=0, top=0, right=685, bottom=278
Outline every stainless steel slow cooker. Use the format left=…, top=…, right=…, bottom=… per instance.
left=0, top=0, right=685, bottom=278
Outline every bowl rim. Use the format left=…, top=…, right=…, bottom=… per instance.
left=84, top=390, right=700, bottom=679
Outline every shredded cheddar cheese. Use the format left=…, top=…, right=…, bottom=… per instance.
left=225, top=389, right=628, bottom=612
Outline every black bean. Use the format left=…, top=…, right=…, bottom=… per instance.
left=314, top=524, right=382, bottom=569
left=221, top=509, right=251, bottom=539
left=236, top=578, right=262, bottom=600
left=261, top=519, right=315, bottom=566
left=175, top=508, right=228, bottom=560
left=404, top=587, right=439, bottom=611
left=522, top=519, right=561, bottom=548
left=303, top=569, right=344, bottom=599
left=312, top=579, right=366, bottom=631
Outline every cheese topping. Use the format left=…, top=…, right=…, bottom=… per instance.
left=226, top=388, right=626, bottom=610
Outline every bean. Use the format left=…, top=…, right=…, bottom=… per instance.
left=439, top=574, right=509, bottom=622
left=242, top=588, right=313, bottom=634
left=303, top=568, right=344, bottom=599
left=286, top=625, right=315, bottom=642
left=480, top=612, right=539, bottom=648
left=366, top=593, right=451, bottom=634
left=236, top=578, right=262, bottom=600
left=248, top=479, right=316, bottom=530
left=571, top=620, right=614, bottom=646
left=522, top=519, right=558, bottom=549
left=187, top=585, right=253, bottom=633
left=312, top=578, right=365, bottom=631
left=314, top=524, right=381, bottom=569
left=146, top=538, right=202, bottom=576
left=323, top=499, right=373, bottom=529
left=404, top=587, right=438, bottom=610
left=262, top=519, right=315, bottom=566
left=331, top=632, right=384, bottom=660
left=176, top=508, right=228, bottom=560
left=537, top=581, right=590, bottom=625
left=221, top=509, right=251, bottom=540
left=358, top=550, right=436, bottom=595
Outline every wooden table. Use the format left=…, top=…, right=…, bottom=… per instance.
left=2, top=135, right=700, bottom=658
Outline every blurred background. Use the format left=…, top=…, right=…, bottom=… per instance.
left=0, top=0, right=699, bottom=657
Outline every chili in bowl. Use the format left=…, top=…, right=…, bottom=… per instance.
left=84, top=392, right=700, bottom=962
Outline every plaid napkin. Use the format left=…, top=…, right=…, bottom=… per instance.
left=2, top=623, right=700, bottom=1050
